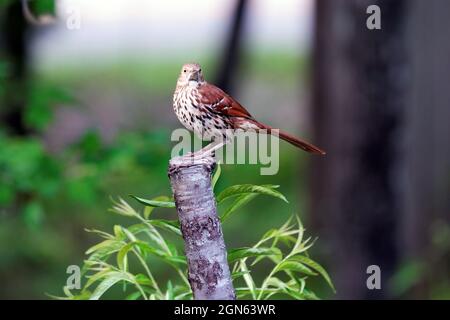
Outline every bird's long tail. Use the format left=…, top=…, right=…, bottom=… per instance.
left=253, top=121, right=326, bottom=155
left=277, top=129, right=325, bottom=155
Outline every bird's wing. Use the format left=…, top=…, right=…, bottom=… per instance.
left=197, top=83, right=253, bottom=119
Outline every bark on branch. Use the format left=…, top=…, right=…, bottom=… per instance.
left=168, top=155, right=236, bottom=300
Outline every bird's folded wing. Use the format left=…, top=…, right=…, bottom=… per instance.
left=197, top=83, right=253, bottom=119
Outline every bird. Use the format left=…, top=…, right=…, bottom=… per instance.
left=173, top=62, right=325, bottom=158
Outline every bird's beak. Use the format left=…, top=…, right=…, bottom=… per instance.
left=189, top=72, right=199, bottom=82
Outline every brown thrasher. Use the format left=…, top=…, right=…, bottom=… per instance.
left=173, top=63, right=325, bottom=158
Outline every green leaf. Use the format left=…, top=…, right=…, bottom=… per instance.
left=84, top=228, right=114, bottom=240
left=127, top=223, right=150, bottom=235
left=113, top=225, right=126, bottom=239
left=265, top=277, right=289, bottom=290
left=263, top=277, right=318, bottom=300
left=231, top=271, right=250, bottom=280
left=296, top=288, right=320, bottom=300
left=240, top=261, right=257, bottom=300
left=85, top=239, right=123, bottom=256
left=290, top=255, right=335, bottom=292
left=47, top=289, right=91, bottom=300
left=149, top=219, right=181, bottom=235
left=122, top=227, right=138, bottom=242
left=166, top=281, right=174, bottom=300
left=117, top=242, right=135, bottom=270
left=89, top=271, right=135, bottom=300
left=135, top=274, right=154, bottom=287
left=84, top=269, right=112, bottom=290
left=126, top=291, right=142, bottom=300
left=228, top=247, right=282, bottom=263
left=135, top=241, right=187, bottom=266
left=174, top=292, right=193, bottom=300
left=220, top=193, right=258, bottom=222
left=60, top=286, right=92, bottom=300
left=110, top=197, right=139, bottom=217
left=284, top=286, right=319, bottom=300
left=142, top=196, right=171, bottom=219
left=274, top=259, right=317, bottom=276
left=131, top=195, right=175, bottom=209
left=216, top=184, right=288, bottom=204
left=166, top=241, right=180, bottom=257
left=292, top=215, right=305, bottom=252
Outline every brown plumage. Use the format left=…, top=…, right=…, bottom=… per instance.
left=173, top=63, right=325, bottom=156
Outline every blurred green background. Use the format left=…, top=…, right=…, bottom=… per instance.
left=0, top=0, right=449, bottom=299
left=0, top=0, right=315, bottom=299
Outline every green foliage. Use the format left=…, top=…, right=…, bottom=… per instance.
left=0, top=134, right=61, bottom=226
left=25, top=83, right=74, bottom=131
left=59, top=167, right=334, bottom=300
left=390, top=260, right=425, bottom=296
left=0, top=119, right=171, bottom=226
left=0, top=1, right=55, bottom=16
left=131, top=196, right=175, bottom=209
left=231, top=214, right=334, bottom=300
left=217, top=184, right=287, bottom=222
left=30, top=0, right=56, bottom=16
left=0, top=0, right=14, bottom=8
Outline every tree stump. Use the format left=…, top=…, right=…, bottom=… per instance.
left=168, top=155, right=235, bottom=300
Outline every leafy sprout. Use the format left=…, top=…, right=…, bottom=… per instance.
left=57, top=164, right=334, bottom=300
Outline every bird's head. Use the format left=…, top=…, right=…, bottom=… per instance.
left=177, top=63, right=205, bottom=87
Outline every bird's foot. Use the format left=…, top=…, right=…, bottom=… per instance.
left=180, top=150, right=216, bottom=161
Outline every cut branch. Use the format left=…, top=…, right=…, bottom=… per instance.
left=168, top=155, right=236, bottom=300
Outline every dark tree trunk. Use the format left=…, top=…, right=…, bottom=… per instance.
left=400, top=0, right=450, bottom=298
left=311, top=0, right=409, bottom=299
left=312, top=0, right=450, bottom=299
left=215, top=0, right=248, bottom=94
left=0, top=1, right=31, bottom=135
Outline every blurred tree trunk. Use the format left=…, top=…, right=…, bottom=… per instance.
left=311, top=0, right=450, bottom=299
left=215, top=0, right=248, bottom=94
left=311, top=0, right=408, bottom=299
left=0, top=1, right=31, bottom=135
left=401, top=0, right=450, bottom=298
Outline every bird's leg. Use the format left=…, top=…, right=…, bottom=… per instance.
left=203, top=141, right=227, bottom=156
left=192, top=136, right=231, bottom=160
left=199, top=141, right=218, bottom=154
left=181, top=141, right=216, bottom=160
left=190, top=141, right=221, bottom=160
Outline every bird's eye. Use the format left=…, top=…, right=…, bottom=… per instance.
left=183, top=70, right=187, bottom=73
left=199, top=69, right=202, bottom=72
